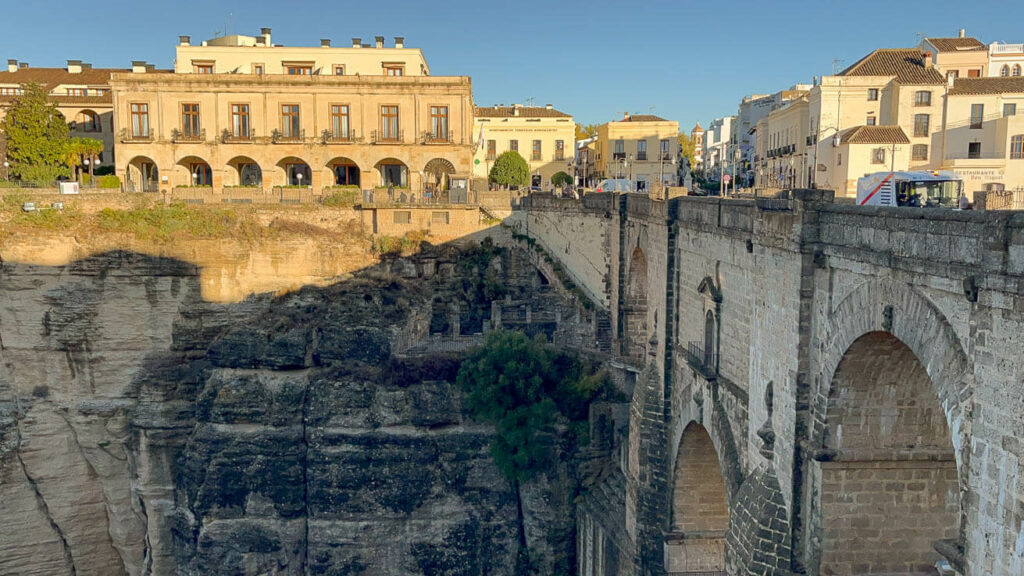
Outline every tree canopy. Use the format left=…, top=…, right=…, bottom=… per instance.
left=457, top=330, right=613, bottom=481
left=677, top=131, right=696, bottom=168
left=575, top=123, right=598, bottom=140
left=0, top=83, right=72, bottom=184
left=488, top=150, right=529, bottom=188
left=551, top=171, right=572, bottom=188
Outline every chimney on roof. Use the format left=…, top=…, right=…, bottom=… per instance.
left=67, top=60, right=82, bottom=74
left=623, top=112, right=630, bottom=121
left=82, top=63, right=92, bottom=70
left=923, top=51, right=933, bottom=68
left=18, top=62, right=28, bottom=69
left=321, top=38, right=331, bottom=48
left=7, top=59, right=16, bottom=73
left=146, top=64, right=155, bottom=72
left=261, top=27, right=272, bottom=46
left=395, top=37, right=404, bottom=49
left=959, top=28, right=966, bottom=38
left=375, top=36, right=384, bottom=48
left=179, top=35, right=191, bottom=46
left=132, top=60, right=147, bottom=73
left=352, top=38, right=362, bottom=48
left=545, top=103, right=552, bottom=110
left=513, top=104, right=521, bottom=116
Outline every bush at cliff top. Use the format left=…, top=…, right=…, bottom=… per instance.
left=457, top=330, right=613, bottom=481
left=551, top=171, right=572, bottom=188
left=97, top=175, right=120, bottom=189
left=96, top=204, right=242, bottom=240
left=488, top=151, right=529, bottom=188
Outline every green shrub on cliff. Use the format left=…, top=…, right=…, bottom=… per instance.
left=457, top=330, right=612, bottom=481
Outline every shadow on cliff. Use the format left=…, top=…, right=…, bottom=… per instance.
left=0, top=224, right=594, bottom=576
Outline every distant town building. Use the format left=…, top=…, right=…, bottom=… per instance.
left=690, top=122, right=704, bottom=167
left=920, top=30, right=988, bottom=79
left=941, top=77, right=1024, bottom=192
left=109, top=29, right=473, bottom=193
left=0, top=59, right=126, bottom=169
left=702, top=116, right=733, bottom=177
left=989, top=42, right=1024, bottom=78
left=594, top=113, right=680, bottom=191
left=472, top=104, right=574, bottom=188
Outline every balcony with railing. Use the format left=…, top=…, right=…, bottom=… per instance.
left=422, top=130, right=451, bottom=144
left=171, top=128, right=206, bottom=143
left=322, top=129, right=358, bottom=144
left=683, top=341, right=717, bottom=380
left=991, top=43, right=1024, bottom=54
left=272, top=128, right=306, bottom=144
left=613, top=152, right=626, bottom=160
left=371, top=129, right=404, bottom=144
left=120, top=128, right=153, bottom=143
left=221, top=129, right=257, bottom=144
left=637, top=152, right=648, bottom=161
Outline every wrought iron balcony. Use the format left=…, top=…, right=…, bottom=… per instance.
left=613, top=152, right=626, bottom=160
left=119, top=128, right=153, bottom=143
left=371, top=129, right=404, bottom=144
left=272, top=128, right=306, bottom=143
left=421, top=130, right=451, bottom=144
left=171, top=128, right=206, bottom=143
left=322, top=129, right=359, bottom=144
left=221, top=128, right=256, bottom=144
left=684, top=341, right=717, bottom=380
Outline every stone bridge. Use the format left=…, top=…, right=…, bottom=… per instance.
left=507, top=191, right=1024, bottom=576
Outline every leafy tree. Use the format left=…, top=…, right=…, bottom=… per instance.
left=678, top=131, right=696, bottom=168
left=488, top=150, right=529, bottom=188
left=0, top=83, right=71, bottom=184
left=457, top=330, right=613, bottom=481
left=65, top=137, right=104, bottom=182
left=551, top=171, right=572, bottom=188
left=575, top=123, right=598, bottom=140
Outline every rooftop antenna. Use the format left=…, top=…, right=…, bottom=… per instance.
left=229, top=12, right=233, bottom=35
left=915, top=31, right=926, bottom=44
left=524, top=96, right=536, bottom=107
left=649, top=105, right=656, bottom=114
left=832, top=58, right=843, bottom=74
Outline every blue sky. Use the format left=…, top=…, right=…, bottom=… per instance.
left=1, top=0, right=1021, bottom=130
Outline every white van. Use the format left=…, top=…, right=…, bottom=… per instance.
left=856, top=171, right=962, bottom=208
left=594, top=179, right=633, bottom=193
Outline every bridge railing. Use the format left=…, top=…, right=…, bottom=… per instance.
left=683, top=341, right=717, bottom=380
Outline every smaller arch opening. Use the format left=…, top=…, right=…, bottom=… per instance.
left=177, top=156, right=212, bottom=186
left=665, top=422, right=728, bottom=574
left=277, top=157, right=311, bottom=187
left=375, top=157, right=408, bottom=188
left=328, top=157, right=360, bottom=187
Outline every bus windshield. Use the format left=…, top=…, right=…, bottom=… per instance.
left=896, top=179, right=961, bottom=207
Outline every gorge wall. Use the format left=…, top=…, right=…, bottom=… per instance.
left=0, top=203, right=597, bottom=575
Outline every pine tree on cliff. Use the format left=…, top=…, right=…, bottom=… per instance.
left=0, top=83, right=72, bottom=185
left=488, top=151, right=529, bottom=188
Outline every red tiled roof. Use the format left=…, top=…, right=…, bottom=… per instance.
left=475, top=105, right=571, bottom=118
left=839, top=49, right=945, bottom=85
left=839, top=125, right=910, bottom=145
left=925, top=37, right=987, bottom=52
left=0, top=66, right=125, bottom=90
left=615, top=114, right=669, bottom=122
left=949, top=77, right=1024, bottom=95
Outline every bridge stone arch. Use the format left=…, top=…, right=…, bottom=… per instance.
left=805, top=278, right=972, bottom=574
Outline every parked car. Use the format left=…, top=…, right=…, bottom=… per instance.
left=594, top=178, right=633, bottom=193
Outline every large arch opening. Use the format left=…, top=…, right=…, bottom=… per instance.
left=818, top=331, right=960, bottom=575
left=622, top=246, right=648, bottom=361
left=276, top=157, right=311, bottom=187
left=328, top=157, right=360, bottom=187
left=227, top=156, right=262, bottom=187
left=126, top=156, right=159, bottom=192
left=665, top=421, right=728, bottom=574
left=177, top=155, right=212, bottom=187
left=424, top=157, right=455, bottom=192
left=375, top=157, right=408, bottom=188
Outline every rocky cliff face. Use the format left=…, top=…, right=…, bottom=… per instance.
left=0, top=238, right=592, bottom=575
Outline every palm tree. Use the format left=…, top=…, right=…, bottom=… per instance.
left=65, top=137, right=103, bottom=184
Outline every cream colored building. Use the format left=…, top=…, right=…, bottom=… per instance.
left=940, top=77, right=1024, bottom=193
left=595, top=113, right=680, bottom=191
left=989, top=42, right=1024, bottom=79
left=921, top=33, right=989, bottom=79
left=754, top=96, right=810, bottom=189
left=0, top=59, right=126, bottom=170
left=804, top=48, right=945, bottom=196
left=472, top=104, right=574, bottom=188
left=110, top=29, right=473, bottom=193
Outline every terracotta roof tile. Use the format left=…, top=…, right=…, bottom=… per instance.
left=475, top=105, right=571, bottom=118
left=926, top=37, right=987, bottom=52
left=839, top=49, right=946, bottom=85
left=0, top=66, right=125, bottom=92
left=839, top=125, right=910, bottom=145
left=615, top=114, right=669, bottom=123
left=949, top=77, right=1024, bottom=95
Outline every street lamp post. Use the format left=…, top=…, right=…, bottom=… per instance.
left=733, top=147, right=741, bottom=195
left=3, top=160, right=9, bottom=181
left=83, top=158, right=91, bottom=186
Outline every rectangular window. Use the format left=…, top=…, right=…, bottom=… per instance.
left=866, top=116, right=876, bottom=126
left=194, top=64, right=213, bottom=74
left=837, top=153, right=842, bottom=166
left=867, top=88, right=879, bottom=101
left=968, top=142, right=981, bottom=159
left=912, top=144, right=929, bottom=161
left=915, top=90, right=932, bottom=106
left=281, top=104, right=301, bottom=138
left=487, top=139, right=496, bottom=160
left=330, top=104, right=350, bottom=139
left=1004, top=103, right=1017, bottom=117
left=970, top=104, right=984, bottom=129
left=431, top=211, right=450, bottom=225
left=510, top=139, right=518, bottom=152
left=286, top=65, right=312, bottom=75
left=555, top=140, right=565, bottom=161
left=380, top=105, right=399, bottom=140
left=231, top=103, right=250, bottom=138
left=532, top=140, right=542, bottom=161
left=181, top=103, right=200, bottom=137
left=393, top=211, right=411, bottom=224
left=1011, top=135, right=1023, bottom=159
left=967, top=69, right=981, bottom=78
left=637, top=140, right=647, bottom=160
left=661, top=139, right=670, bottom=159
left=384, top=65, right=404, bottom=76
left=430, top=105, right=449, bottom=141
left=66, top=88, right=86, bottom=96
left=948, top=70, right=959, bottom=80
left=333, top=65, right=345, bottom=75
left=130, top=102, right=149, bottom=137
left=0, top=87, right=21, bottom=95
left=872, top=148, right=886, bottom=164
left=914, top=113, right=930, bottom=137
left=614, top=139, right=625, bottom=159
left=254, top=65, right=264, bottom=75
